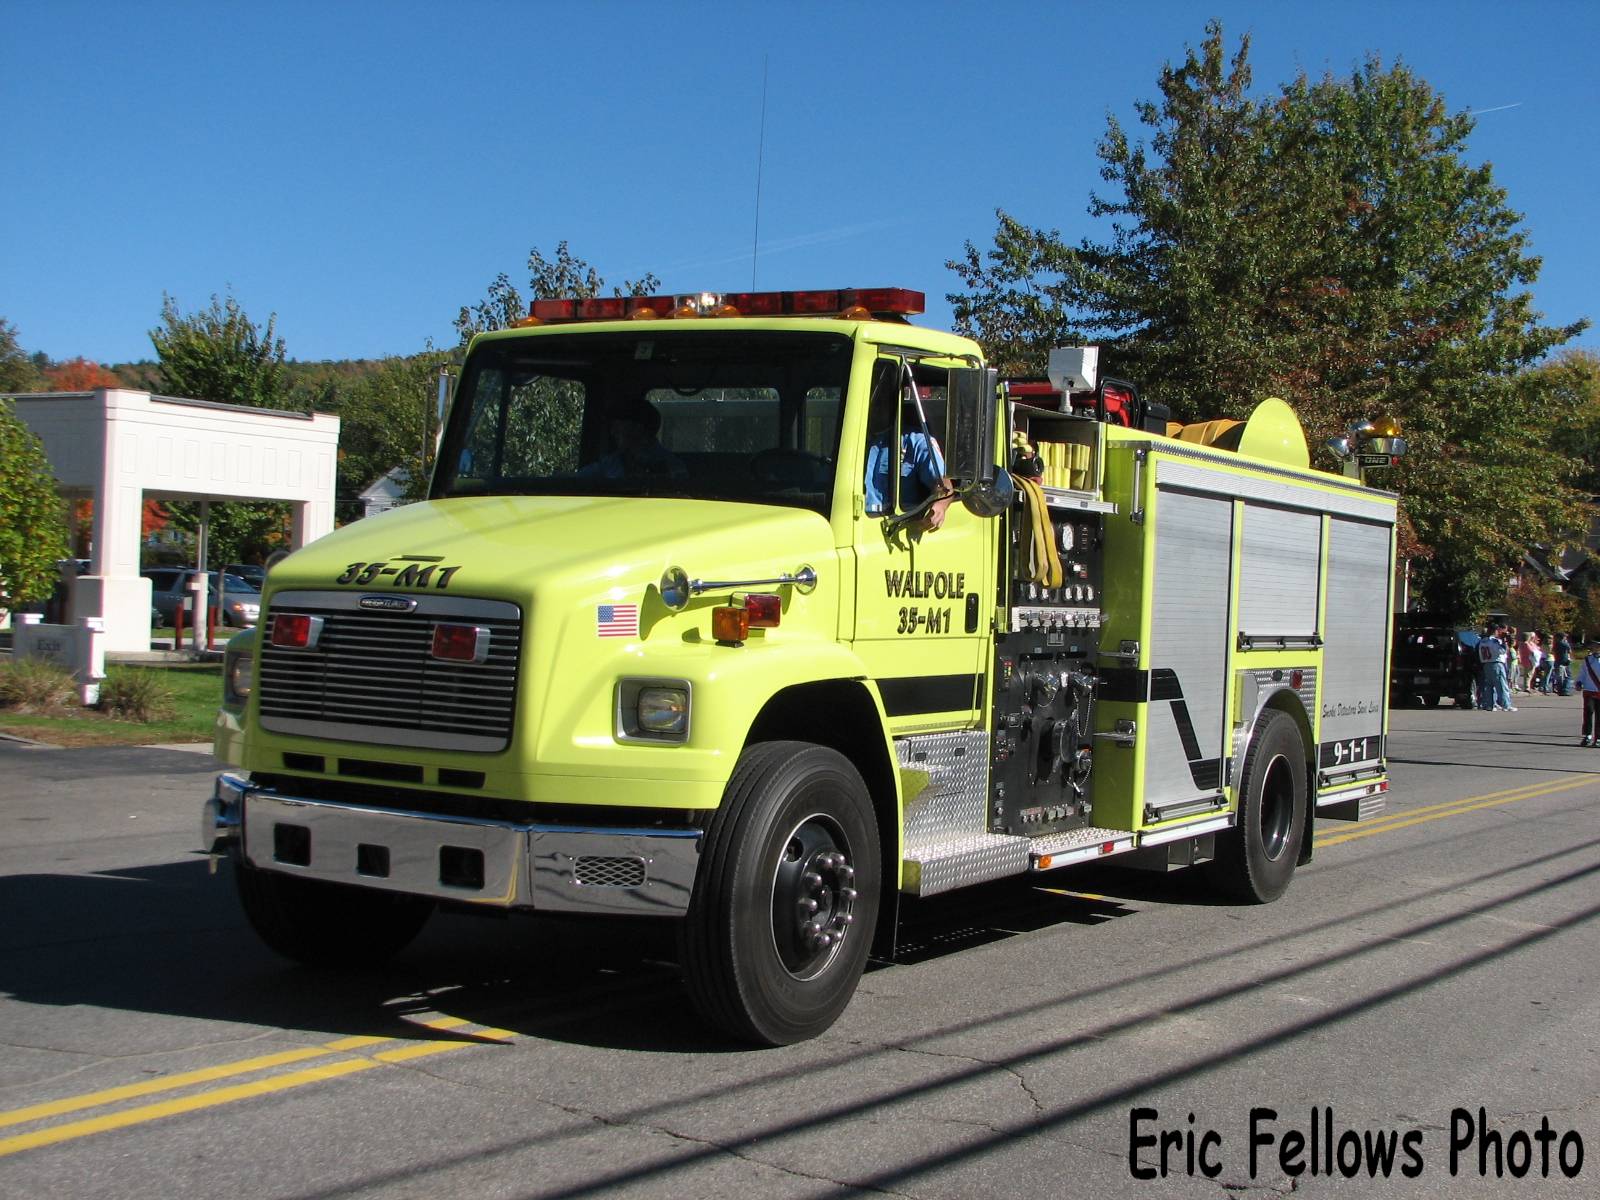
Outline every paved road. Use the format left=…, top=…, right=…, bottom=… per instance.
left=2, top=695, right=1598, bottom=1198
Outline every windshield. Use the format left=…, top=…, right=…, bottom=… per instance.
left=434, top=330, right=852, bottom=514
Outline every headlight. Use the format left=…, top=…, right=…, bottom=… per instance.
left=616, top=678, right=691, bottom=743
left=226, top=653, right=254, bottom=703
left=638, top=687, right=689, bottom=735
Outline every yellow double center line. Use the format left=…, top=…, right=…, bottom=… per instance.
left=0, top=1018, right=513, bottom=1159
left=1315, top=773, right=1595, bottom=848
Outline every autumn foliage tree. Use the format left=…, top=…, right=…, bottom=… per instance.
left=42, top=357, right=122, bottom=391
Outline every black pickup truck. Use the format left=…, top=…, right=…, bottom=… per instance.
left=1391, top=621, right=1475, bottom=708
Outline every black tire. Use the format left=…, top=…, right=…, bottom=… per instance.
left=234, top=861, right=433, bottom=967
left=681, top=741, right=881, bottom=1045
left=1416, top=694, right=1437, bottom=708
left=1209, top=709, right=1307, bottom=903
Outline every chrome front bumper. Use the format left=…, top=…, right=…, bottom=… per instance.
left=204, top=774, right=700, bottom=917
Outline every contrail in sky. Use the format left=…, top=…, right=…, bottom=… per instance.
left=1469, top=103, right=1523, bottom=115
left=658, top=220, right=900, bottom=275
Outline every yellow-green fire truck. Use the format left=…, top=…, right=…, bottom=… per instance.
left=203, top=288, right=1396, bottom=1044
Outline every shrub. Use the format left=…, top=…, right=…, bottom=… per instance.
left=97, top=668, right=177, bottom=723
left=0, top=657, right=77, bottom=713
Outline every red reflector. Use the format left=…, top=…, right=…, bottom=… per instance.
left=531, top=299, right=577, bottom=321
left=744, top=593, right=782, bottom=627
left=577, top=297, right=628, bottom=320
left=271, top=613, right=314, bottom=649
left=789, top=290, right=841, bottom=313
left=847, top=287, right=925, bottom=315
left=1100, top=841, right=1115, bottom=854
left=431, top=623, right=486, bottom=663
left=711, top=606, right=750, bottom=644
left=727, top=291, right=784, bottom=315
left=1290, top=670, right=1304, bottom=689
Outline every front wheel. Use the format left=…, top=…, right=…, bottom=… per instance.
left=234, top=862, right=434, bottom=967
left=681, top=741, right=881, bottom=1045
left=1208, top=709, right=1307, bottom=903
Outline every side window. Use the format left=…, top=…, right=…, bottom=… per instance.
left=862, top=359, right=948, bottom=515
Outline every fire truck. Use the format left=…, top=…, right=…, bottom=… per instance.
left=203, top=288, right=1396, bottom=1044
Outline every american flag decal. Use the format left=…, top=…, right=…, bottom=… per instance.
left=597, top=603, right=639, bottom=638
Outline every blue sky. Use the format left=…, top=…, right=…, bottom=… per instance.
left=4, top=0, right=1597, bottom=366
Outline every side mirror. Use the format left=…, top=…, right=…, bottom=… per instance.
left=945, top=367, right=998, bottom=488
left=963, top=467, right=1015, bottom=518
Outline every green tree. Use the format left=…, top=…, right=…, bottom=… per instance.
left=0, top=398, right=70, bottom=611
left=0, top=319, right=46, bottom=393
left=149, top=291, right=291, bottom=410
left=335, top=350, right=453, bottom=520
left=149, top=292, right=295, bottom=564
left=948, top=20, right=1589, bottom=617
left=455, top=242, right=659, bottom=343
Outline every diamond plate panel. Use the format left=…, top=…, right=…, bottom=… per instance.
left=898, top=731, right=990, bottom=848
left=903, top=833, right=1030, bottom=896
left=1026, top=825, right=1134, bottom=855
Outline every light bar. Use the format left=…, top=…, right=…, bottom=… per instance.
left=522, top=288, right=925, bottom=324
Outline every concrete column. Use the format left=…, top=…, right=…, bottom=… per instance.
left=77, top=452, right=152, bottom=650
left=290, top=496, right=334, bottom=549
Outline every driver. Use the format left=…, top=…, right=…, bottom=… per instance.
left=579, top=402, right=687, bottom=480
left=863, top=363, right=954, bottom=530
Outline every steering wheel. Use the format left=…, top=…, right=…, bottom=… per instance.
left=749, top=448, right=832, bottom=488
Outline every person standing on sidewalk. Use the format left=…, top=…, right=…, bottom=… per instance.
left=1578, top=652, right=1600, bottom=745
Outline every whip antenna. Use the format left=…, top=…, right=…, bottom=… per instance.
left=751, top=55, right=768, bottom=289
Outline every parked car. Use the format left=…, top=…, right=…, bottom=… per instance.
left=225, top=562, right=268, bottom=590
left=142, top=569, right=261, bottom=627
left=1390, top=618, right=1474, bottom=707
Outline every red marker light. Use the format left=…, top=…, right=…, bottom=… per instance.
left=270, top=613, right=323, bottom=649
left=744, top=593, right=782, bottom=628
left=431, top=623, right=489, bottom=663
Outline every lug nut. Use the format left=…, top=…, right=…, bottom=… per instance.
left=802, top=870, right=822, bottom=888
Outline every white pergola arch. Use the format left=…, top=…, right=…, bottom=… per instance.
left=9, top=389, right=340, bottom=652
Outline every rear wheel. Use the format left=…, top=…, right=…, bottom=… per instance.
left=681, top=741, right=880, bottom=1045
left=234, top=862, right=433, bottom=967
left=1209, top=709, right=1307, bottom=903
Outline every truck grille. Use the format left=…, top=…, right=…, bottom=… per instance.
left=258, top=590, right=523, bottom=753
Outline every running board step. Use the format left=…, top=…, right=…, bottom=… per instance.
left=902, top=826, right=1134, bottom=896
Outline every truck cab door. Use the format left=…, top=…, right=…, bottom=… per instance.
left=849, top=356, right=995, bottom=733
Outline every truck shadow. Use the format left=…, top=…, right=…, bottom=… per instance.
left=0, top=855, right=1175, bottom=1054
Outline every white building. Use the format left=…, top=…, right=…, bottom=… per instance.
left=7, top=389, right=339, bottom=652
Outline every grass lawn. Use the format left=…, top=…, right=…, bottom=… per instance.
left=0, top=662, right=222, bottom=747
